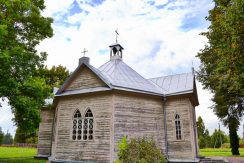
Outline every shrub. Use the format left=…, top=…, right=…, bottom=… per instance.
left=239, top=139, right=244, bottom=148
left=221, top=143, right=230, bottom=148
left=115, top=137, right=166, bottom=163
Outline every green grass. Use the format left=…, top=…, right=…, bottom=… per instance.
left=200, top=148, right=244, bottom=157
left=0, top=147, right=46, bottom=163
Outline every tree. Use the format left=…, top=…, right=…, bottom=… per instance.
left=210, top=129, right=226, bottom=148
left=2, top=132, right=13, bottom=145
left=196, top=116, right=206, bottom=137
left=0, top=127, right=4, bottom=145
left=37, top=65, right=70, bottom=88
left=197, top=0, right=244, bottom=155
left=196, top=116, right=211, bottom=148
left=0, top=0, right=53, bottom=132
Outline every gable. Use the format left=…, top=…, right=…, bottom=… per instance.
left=66, top=66, right=106, bottom=91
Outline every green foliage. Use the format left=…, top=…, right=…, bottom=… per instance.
left=116, top=137, right=166, bottom=163
left=0, top=0, right=53, bottom=133
left=2, top=132, right=13, bottom=145
left=14, top=127, right=37, bottom=144
left=37, top=65, right=70, bottom=89
left=197, top=116, right=211, bottom=148
left=0, top=127, right=4, bottom=145
left=211, top=129, right=228, bottom=148
left=221, top=143, right=230, bottom=148
left=197, top=0, right=244, bottom=155
left=239, top=139, right=244, bottom=148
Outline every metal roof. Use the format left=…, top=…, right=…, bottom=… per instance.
left=98, top=59, right=162, bottom=94
left=149, top=72, right=194, bottom=96
left=56, top=57, right=195, bottom=97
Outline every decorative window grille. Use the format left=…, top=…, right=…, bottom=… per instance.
left=175, top=114, right=182, bottom=140
left=72, top=109, right=94, bottom=141
left=84, top=109, right=93, bottom=140
left=72, top=110, right=82, bottom=140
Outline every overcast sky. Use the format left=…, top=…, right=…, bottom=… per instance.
left=1, top=0, right=243, bottom=137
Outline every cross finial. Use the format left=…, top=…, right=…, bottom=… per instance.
left=81, top=48, right=88, bottom=57
left=115, top=29, right=119, bottom=43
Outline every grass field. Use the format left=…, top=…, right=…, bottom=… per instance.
left=200, top=148, right=244, bottom=157
left=0, top=147, right=45, bottom=163
left=1, top=146, right=244, bottom=163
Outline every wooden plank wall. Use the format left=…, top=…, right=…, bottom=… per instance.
left=66, top=67, right=106, bottom=90
left=165, top=98, right=196, bottom=159
left=52, top=94, right=113, bottom=162
left=113, top=93, right=165, bottom=161
left=37, top=108, right=54, bottom=156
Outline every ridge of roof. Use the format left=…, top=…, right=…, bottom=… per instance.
left=98, top=59, right=163, bottom=95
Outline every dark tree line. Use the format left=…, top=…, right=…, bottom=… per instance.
left=0, top=127, right=13, bottom=145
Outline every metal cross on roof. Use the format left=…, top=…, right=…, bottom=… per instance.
left=115, top=29, right=119, bottom=43
left=81, top=48, right=88, bottom=57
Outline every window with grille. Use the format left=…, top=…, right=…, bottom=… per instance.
left=72, top=109, right=94, bottom=141
left=175, top=114, right=182, bottom=140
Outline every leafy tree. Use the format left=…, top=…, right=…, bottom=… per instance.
left=0, top=127, right=4, bottom=145
left=0, top=0, right=53, bottom=132
left=196, top=116, right=211, bottom=148
left=2, top=132, right=13, bottom=145
left=196, top=116, right=206, bottom=137
left=210, top=129, right=228, bottom=148
left=14, top=127, right=37, bottom=143
left=197, top=0, right=244, bottom=155
left=37, top=65, right=70, bottom=88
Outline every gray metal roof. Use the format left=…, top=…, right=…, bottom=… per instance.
left=56, top=57, right=195, bottom=97
left=98, top=59, right=162, bottom=94
left=149, top=72, right=194, bottom=96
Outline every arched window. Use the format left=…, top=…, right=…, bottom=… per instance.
left=175, top=114, right=182, bottom=140
left=72, top=110, right=82, bottom=140
left=84, top=109, right=93, bottom=140
left=72, top=109, right=94, bottom=141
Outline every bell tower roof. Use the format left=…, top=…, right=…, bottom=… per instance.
left=109, top=30, right=124, bottom=60
left=109, top=43, right=124, bottom=60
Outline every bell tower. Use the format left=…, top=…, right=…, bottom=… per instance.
left=109, top=30, right=124, bottom=60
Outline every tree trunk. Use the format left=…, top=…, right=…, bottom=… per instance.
left=229, top=125, right=240, bottom=155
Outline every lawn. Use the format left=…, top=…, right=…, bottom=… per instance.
left=0, top=147, right=46, bottom=163
left=200, top=148, right=244, bottom=157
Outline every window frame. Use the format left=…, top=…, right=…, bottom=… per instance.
left=71, top=108, right=94, bottom=141
left=174, top=113, right=184, bottom=141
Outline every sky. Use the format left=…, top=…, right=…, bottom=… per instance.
left=0, top=0, right=243, bottom=137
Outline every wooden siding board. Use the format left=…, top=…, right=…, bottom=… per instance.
left=165, top=98, right=196, bottom=159
left=66, top=67, right=106, bottom=90
left=37, top=109, right=54, bottom=156
left=113, top=93, right=165, bottom=161
left=52, top=94, right=112, bottom=163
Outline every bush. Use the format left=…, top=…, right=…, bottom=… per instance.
left=115, top=137, right=166, bottom=163
left=221, top=143, right=230, bottom=148
left=239, top=139, right=244, bottom=148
